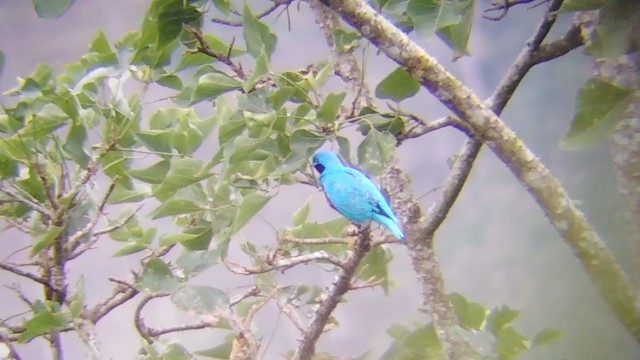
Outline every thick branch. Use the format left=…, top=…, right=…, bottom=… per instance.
left=320, top=0, right=640, bottom=343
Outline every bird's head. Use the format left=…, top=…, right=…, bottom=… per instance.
left=312, top=151, right=344, bottom=174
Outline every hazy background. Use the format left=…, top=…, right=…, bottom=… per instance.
left=0, top=1, right=637, bottom=359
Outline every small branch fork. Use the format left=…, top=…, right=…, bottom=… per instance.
left=182, top=23, right=246, bottom=79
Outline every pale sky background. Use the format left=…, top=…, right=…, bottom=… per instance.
left=0, top=1, right=637, bottom=359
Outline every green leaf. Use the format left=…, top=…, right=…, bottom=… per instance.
left=375, top=67, right=420, bottom=102
left=162, top=344, right=192, bottom=360
left=159, top=232, right=199, bottom=247
left=230, top=193, right=271, bottom=235
left=244, top=47, right=270, bottom=92
left=317, top=92, right=346, bottom=123
left=273, top=129, right=324, bottom=175
left=558, top=0, right=607, bottom=12
left=171, top=118, right=204, bottom=155
left=289, top=217, right=349, bottom=238
left=128, top=160, right=171, bottom=184
left=407, top=0, right=446, bottom=39
left=495, top=326, right=528, bottom=360
left=171, top=285, right=229, bottom=314
left=192, top=73, right=242, bottom=103
left=243, top=3, right=278, bottom=59
left=108, top=184, right=148, bottom=204
left=196, top=339, right=233, bottom=359
left=62, top=124, right=91, bottom=167
left=588, top=1, right=640, bottom=58
left=155, top=74, right=183, bottom=90
left=113, top=242, right=148, bottom=257
left=151, top=199, right=204, bottom=219
left=176, top=249, right=220, bottom=278
left=157, top=2, right=202, bottom=47
left=332, top=28, right=361, bottom=53
left=68, top=276, right=85, bottom=319
left=18, top=308, right=68, bottom=342
left=134, top=130, right=173, bottom=154
left=560, top=78, right=635, bottom=150
left=0, top=50, right=5, bottom=76
left=31, top=226, right=64, bottom=256
left=218, top=116, right=247, bottom=145
left=31, top=0, right=75, bottom=18
left=449, top=293, right=486, bottom=330
left=181, top=224, right=214, bottom=250
left=358, top=106, right=405, bottom=136
left=88, top=31, right=118, bottom=66
left=356, top=246, right=392, bottom=294
left=383, top=323, right=442, bottom=358
left=357, top=129, right=397, bottom=175
left=153, top=158, right=212, bottom=201
left=486, top=305, right=520, bottom=336
left=532, top=328, right=561, bottom=347
left=138, top=258, right=180, bottom=293
left=435, top=0, right=474, bottom=58
left=292, top=197, right=311, bottom=226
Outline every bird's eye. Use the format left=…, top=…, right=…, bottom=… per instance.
left=313, top=163, right=325, bottom=173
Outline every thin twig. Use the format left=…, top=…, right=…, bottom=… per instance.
left=210, top=0, right=294, bottom=26
left=224, top=251, right=342, bottom=275
left=0, top=185, right=53, bottom=217
left=0, top=332, right=22, bottom=360
left=0, top=262, right=52, bottom=288
left=66, top=179, right=117, bottom=253
left=281, top=235, right=350, bottom=245
left=182, top=24, right=246, bottom=79
left=91, top=205, right=142, bottom=238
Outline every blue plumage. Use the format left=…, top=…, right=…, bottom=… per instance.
left=312, top=151, right=405, bottom=240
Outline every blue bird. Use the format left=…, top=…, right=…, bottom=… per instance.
left=312, top=151, right=405, bottom=240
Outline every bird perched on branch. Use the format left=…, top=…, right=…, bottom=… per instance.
left=312, top=151, right=405, bottom=240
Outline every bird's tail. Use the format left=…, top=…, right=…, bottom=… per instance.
left=376, top=215, right=405, bottom=240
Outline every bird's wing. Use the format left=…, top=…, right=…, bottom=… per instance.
left=344, top=168, right=398, bottom=222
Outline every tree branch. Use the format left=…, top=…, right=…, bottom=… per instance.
left=293, top=227, right=372, bottom=360
left=89, top=277, right=139, bottom=323
left=225, top=251, right=342, bottom=275
left=320, top=0, right=640, bottom=344
left=0, top=185, right=53, bottom=218
left=0, top=262, right=52, bottom=288
left=531, top=23, right=584, bottom=65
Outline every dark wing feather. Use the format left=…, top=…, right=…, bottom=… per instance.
left=371, top=200, right=395, bottom=220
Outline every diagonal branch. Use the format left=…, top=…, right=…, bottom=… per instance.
left=293, top=227, right=372, bottom=360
